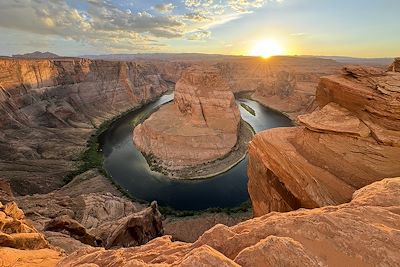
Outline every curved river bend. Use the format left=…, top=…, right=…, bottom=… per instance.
left=100, top=93, right=292, bottom=211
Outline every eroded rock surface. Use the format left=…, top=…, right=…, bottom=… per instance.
left=248, top=62, right=400, bottom=216
left=0, top=201, right=48, bottom=250
left=57, top=178, right=400, bottom=266
left=13, top=170, right=163, bottom=254
left=133, top=66, right=241, bottom=172
left=0, top=58, right=168, bottom=195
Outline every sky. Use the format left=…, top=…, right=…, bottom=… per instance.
left=0, top=0, right=399, bottom=57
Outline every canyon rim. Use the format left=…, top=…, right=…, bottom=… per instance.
left=1, top=0, right=400, bottom=266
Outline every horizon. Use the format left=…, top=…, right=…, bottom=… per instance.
left=1, top=0, right=399, bottom=58
left=3, top=51, right=396, bottom=60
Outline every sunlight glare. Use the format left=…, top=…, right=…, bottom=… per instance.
left=250, top=39, right=284, bottom=58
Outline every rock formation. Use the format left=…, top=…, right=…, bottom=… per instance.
left=248, top=63, right=400, bottom=216
left=13, top=170, right=163, bottom=253
left=1, top=57, right=399, bottom=266
left=0, top=58, right=168, bottom=195
left=133, top=66, right=241, bottom=172
left=0, top=201, right=49, bottom=250
left=388, top=57, right=400, bottom=72
left=57, top=178, right=400, bottom=266
left=150, top=56, right=342, bottom=119
left=217, top=56, right=341, bottom=119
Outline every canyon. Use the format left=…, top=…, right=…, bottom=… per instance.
left=0, top=58, right=168, bottom=195
left=55, top=177, right=400, bottom=266
left=133, top=66, right=244, bottom=177
left=0, top=55, right=399, bottom=266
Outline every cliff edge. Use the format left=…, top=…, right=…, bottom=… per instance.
left=56, top=177, right=400, bottom=266
left=248, top=62, right=400, bottom=216
left=133, top=66, right=242, bottom=176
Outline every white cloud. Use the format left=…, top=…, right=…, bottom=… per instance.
left=0, top=0, right=281, bottom=53
left=186, top=30, right=211, bottom=40
left=154, top=3, right=175, bottom=13
left=0, top=0, right=184, bottom=52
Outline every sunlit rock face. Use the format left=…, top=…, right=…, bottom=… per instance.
left=133, top=66, right=241, bottom=170
left=0, top=58, right=168, bottom=195
left=247, top=61, right=400, bottom=216
left=0, top=201, right=49, bottom=250
left=388, top=57, right=400, bottom=72
left=58, top=178, right=400, bottom=266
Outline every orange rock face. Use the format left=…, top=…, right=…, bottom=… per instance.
left=248, top=62, right=400, bottom=216
left=57, top=178, right=400, bottom=266
left=0, top=201, right=49, bottom=250
left=133, top=67, right=240, bottom=170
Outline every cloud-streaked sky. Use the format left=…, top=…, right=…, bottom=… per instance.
left=0, top=0, right=399, bottom=57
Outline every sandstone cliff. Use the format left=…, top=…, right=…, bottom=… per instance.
left=151, top=56, right=341, bottom=119
left=133, top=66, right=241, bottom=173
left=0, top=58, right=168, bottom=195
left=248, top=63, right=400, bottom=216
left=57, top=177, right=400, bottom=266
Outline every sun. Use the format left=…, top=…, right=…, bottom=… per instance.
left=250, top=39, right=284, bottom=58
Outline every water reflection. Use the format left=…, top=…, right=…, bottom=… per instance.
left=100, top=93, right=292, bottom=210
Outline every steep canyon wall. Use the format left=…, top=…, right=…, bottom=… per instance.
left=0, top=58, right=168, bottom=194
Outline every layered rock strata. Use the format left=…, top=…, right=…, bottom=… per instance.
left=151, top=56, right=341, bottom=119
left=13, top=170, right=163, bottom=254
left=248, top=63, right=400, bottom=216
left=0, top=58, right=168, bottom=195
left=133, top=66, right=241, bottom=174
left=221, top=56, right=340, bottom=119
left=58, top=178, right=400, bottom=266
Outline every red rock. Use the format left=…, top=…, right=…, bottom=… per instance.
left=58, top=178, right=400, bottom=266
left=0, top=58, right=168, bottom=195
left=133, top=66, right=240, bottom=171
left=248, top=61, right=400, bottom=216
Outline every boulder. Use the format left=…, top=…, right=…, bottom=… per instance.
left=57, top=178, right=400, bottom=266
left=0, top=202, right=48, bottom=250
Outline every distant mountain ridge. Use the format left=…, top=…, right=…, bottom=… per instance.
left=5, top=51, right=395, bottom=66
left=12, top=51, right=60, bottom=59
left=317, top=56, right=393, bottom=66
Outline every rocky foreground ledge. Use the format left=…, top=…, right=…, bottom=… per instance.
left=133, top=66, right=250, bottom=178
left=248, top=60, right=400, bottom=216
left=45, top=177, right=400, bottom=266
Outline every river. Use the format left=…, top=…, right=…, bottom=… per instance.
left=100, top=93, right=293, bottom=211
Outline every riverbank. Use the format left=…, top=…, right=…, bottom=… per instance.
left=250, top=92, right=313, bottom=123
left=235, top=90, right=297, bottom=123
left=142, top=119, right=254, bottom=179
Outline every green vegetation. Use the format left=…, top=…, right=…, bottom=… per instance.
left=159, top=200, right=252, bottom=217
left=129, top=111, right=149, bottom=127
left=63, top=106, right=141, bottom=184
left=63, top=97, right=253, bottom=217
left=240, top=103, right=256, bottom=116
